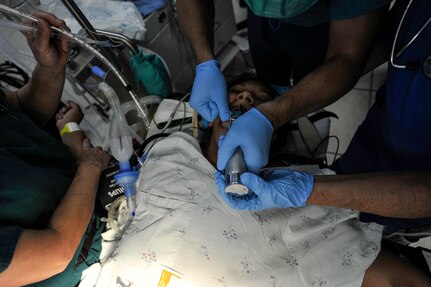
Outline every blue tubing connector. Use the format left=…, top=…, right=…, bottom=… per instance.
left=115, top=163, right=139, bottom=217
left=119, top=160, right=131, bottom=172
left=91, top=65, right=107, bottom=78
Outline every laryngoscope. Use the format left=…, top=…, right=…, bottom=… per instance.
left=224, top=106, right=249, bottom=196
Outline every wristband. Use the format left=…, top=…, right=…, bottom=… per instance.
left=60, top=122, right=81, bottom=136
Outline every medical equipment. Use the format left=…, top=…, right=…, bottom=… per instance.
left=100, top=82, right=138, bottom=218
left=224, top=106, right=248, bottom=196
left=390, top=0, right=431, bottom=79
left=0, top=18, right=113, bottom=46
left=0, top=3, right=151, bottom=130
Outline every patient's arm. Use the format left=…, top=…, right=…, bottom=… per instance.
left=0, top=140, right=110, bottom=286
left=55, top=101, right=85, bottom=159
left=308, top=172, right=431, bottom=218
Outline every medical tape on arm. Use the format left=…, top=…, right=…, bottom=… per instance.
left=60, top=122, right=81, bottom=136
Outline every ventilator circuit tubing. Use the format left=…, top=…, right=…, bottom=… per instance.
left=120, top=95, right=163, bottom=144
left=0, top=4, right=150, bottom=131
left=99, top=82, right=133, bottom=162
left=100, top=82, right=139, bottom=218
left=0, top=18, right=113, bottom=46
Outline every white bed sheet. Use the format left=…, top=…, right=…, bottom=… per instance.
left=94, top=132, right=383, bottom=287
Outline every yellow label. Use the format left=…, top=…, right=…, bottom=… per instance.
left=158, top=269, right=181, bottom=287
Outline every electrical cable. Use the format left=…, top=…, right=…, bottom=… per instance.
left=384, top=231, right=431, bottom=239
left=159, top=93, right=191, bottom=134
left=311, top=135, right=340, bottom=168
left=328, top=136, right=340, bottom=167
left=0, top=60, right=29, bottom=88
left=178, top=100, right=187, bottom=131
left=136, top=133, right=170, bottom=157
left=135, top=93, right=191, bottom=163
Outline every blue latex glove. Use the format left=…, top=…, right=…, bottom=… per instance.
left=217, top=108, right=273, bottom=174
left=190, top=59, right=230, bottom=122
left=215, top=170, right=314, bottom=210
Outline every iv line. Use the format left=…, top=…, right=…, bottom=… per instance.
left=0, top=4, right=150, bottom=130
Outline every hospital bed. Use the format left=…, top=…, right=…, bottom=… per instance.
left=88, top=100, right=430, bottom=287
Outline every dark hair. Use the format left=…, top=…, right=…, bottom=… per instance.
left=226, top=72, right=278, bottom=99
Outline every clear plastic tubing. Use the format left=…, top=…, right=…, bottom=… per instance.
left=0, top=18, right=35, bottom=33
left=0, top=4, right=150, bottom=130
left=120, top=95, right=163, bottom=144
left=100, top=82, right=138, bottom=218
left=99, top=82, right=132, bottom=163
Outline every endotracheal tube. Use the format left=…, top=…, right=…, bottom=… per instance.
left=99, top=82, right=138, bottom=218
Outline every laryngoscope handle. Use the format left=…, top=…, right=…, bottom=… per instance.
left=224, top=107, right=249, bottom=196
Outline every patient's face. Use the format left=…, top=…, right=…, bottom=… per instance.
left=206, top=80, right=274, bottom=166
left=227, top=80, right=274, bottom=113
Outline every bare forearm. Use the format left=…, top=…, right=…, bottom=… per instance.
left=258, top=10, right=383, bottom=128
left=308, top=172, right=431, bottom=218
left=61, top=132, right=85, bottom=160
left=48, top=164, right=101, bottom=252
left=18, top=64, right=66, bottom=125
left=0, top=164, right=102, bottom=286
left=176, top=0, right=215, bottom=64
left=258, top=54, right=363, bottom=128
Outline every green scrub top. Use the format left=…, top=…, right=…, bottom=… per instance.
left=244, top=0, right=392, bottom=26
left=0, top=89, right=103, bottom=287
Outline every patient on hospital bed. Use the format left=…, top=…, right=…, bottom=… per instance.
left=92, top=75, right=383, bottom=287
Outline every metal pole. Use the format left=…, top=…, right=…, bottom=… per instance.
left=59, top=0, right=122, bottom=68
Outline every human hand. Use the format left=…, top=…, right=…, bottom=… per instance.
left=206, top=117, right=228, bottom=167
left=24, top=11, right=70, bottom=68
left=217, top=108, right=273, bottom=174
left=55, top=101, right=83, bottom=131
left=211, top=117, right=228, bottom=144
left=77, top=138, right=110, bottom=171
left=215, top=169, right=314, bottom=210
left=190, top=59, right=230, bottom=122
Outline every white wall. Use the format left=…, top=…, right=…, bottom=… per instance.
left=231, top=0, right=247, bottom=24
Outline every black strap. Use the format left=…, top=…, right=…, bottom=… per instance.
left=268, top=153, right=328, bottom=169
left=0, top=61, right=29, bottom=89
left=0, top=88, right=8, bottom=117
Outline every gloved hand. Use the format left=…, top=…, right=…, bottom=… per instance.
left=217, top=108, right=273, bottom=174
left=215, top=169, right=314, bottom=211
left=190, top=59, right=230, bottom=122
